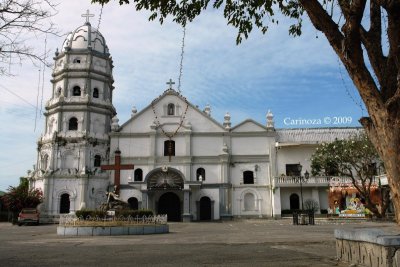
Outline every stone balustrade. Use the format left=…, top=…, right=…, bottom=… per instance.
left=274, top=176, right=381, bottom=187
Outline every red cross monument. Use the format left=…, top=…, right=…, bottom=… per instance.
left=101, top=149, right=134, bottom=194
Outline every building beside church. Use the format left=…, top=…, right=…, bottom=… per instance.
left=28, top=18, right=365, bottom=222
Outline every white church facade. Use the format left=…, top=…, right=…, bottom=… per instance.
left=28, top=19, right=361, bottom=222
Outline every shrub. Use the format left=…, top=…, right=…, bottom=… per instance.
left=281, top=209, right=293, bottom=215
left=303, top=199, right=320, bottom=213
left=75, top=209, right=153, bottom=220
left=320, top=209, right=328, bottom=214
left=75, top=209, right=106, bottom=219
left=115, top=209, right=153, bottom=218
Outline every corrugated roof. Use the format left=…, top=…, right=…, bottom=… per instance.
left=276, top=127, right=363, bottom=143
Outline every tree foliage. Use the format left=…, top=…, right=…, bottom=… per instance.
left=0, top=0, right=59, bottom=75
left=311, top=134, right=389, bottom=217
left=1, top=178, right=43, bottom=212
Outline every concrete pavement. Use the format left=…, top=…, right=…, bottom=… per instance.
left=0, top=219, right=398, bottom=266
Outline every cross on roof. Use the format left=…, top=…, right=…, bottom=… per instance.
left=81, top=9, right=94, bottom=23
left=166, top=79, right=175, bottom=90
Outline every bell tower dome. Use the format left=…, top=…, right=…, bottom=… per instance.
left=32, top=13, right=116, bottom=220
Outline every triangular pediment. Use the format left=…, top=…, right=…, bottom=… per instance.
left=231, top=119, right=267, bottom=132
left=119, top=89, right=226, bottom=134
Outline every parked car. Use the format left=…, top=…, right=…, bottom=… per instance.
left=18, top=208, right=39, bottom=226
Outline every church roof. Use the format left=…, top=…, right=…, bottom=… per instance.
left=62, top=22, right=109, bottom=54
left=231, top=119, right=268, bottom=132
left=276, top=127, right=363, bottom=144
left=119, top=88, right=226, bottom=131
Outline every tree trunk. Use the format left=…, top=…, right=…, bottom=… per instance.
left=361, top=117, right=400, bottom=223
left=300, top=0, right=400, bottom=224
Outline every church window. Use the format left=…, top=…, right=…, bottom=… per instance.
left=167, top=103, right=175, bottom=115
left=243, top=171, right=254, bottom=184
left=60, top=193, right=70, bottom=214
left=244, top=193, right=255, bottom=211
left=164, top=140, right=175, bottom=156
left=94, top=155, right=101, bottom=167
left=93, top=88, right=99, bottom=98
left=73, top=58, right=81, bottom=63
left=196, top=168, right=206, bottom=181
left=68, top=117, right=78, bottom=131
left=134, top=169, right=143, bottom=182
left=286, top=164, right=301, bottom=176
left=73, top=86, right=81, bottom=96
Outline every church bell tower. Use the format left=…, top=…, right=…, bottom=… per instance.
left=31, top=13, right=116, bottom=219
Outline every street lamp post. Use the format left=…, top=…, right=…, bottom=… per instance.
left=296, top=164, right=310, bottom=211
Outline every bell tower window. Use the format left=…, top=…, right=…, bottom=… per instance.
left=68, top=117, right=78, bottom=131
left=93, top=88, right=99, bottom=98
left=167, top=103, right=175, bottom=115
left=73, top=86, right=81, bottom=96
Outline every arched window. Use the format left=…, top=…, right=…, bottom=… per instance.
left=68, top=117, right=78, bottom=131
left=290, top=193, right=300, bottom=210
left=93, top=88, right=99, bottom=98
left=128, top=197, right=139, bottom=210
left=134, top=169, right=143, bottom=182
left=243, top=171, right=254, bottom=184
left=73, top=86, right=81, bottom=96
left=94, top=155, right=101, bottom=167
left=196, top=168, right=206, bottom=181
left=60, top=193, right=70, bottom=214
left=164, top=140, right=175, bottom=156
left=244, top=193, right=255, bottom=211
left=167, top=103, right=175, bottom=115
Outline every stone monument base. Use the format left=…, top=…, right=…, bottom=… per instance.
left=57, top=224, right=169, bottom=236
left=335, top=228, right=400, bottom=267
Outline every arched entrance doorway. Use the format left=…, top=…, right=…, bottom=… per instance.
left=290, top=193, right=300, bottom=210
left=158, top=192, right=181, bottom=222
left=60, top=193, right=70, bottom=214
left=199, top=197, right=211, bottom=220
left=128, top=197, right=139, bottom=210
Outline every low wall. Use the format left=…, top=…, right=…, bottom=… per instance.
left=57, top=224, right=169, bottom=236
left=335, top=228, right=400, bottom=267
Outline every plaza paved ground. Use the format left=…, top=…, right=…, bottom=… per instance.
left=0, top=219, right=398, bottom=267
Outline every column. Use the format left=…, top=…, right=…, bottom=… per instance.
left=219, top=186, right=233, bottom=220
left=273, top=187, right=282, bottom=218
left=141, top=191, right=148, bottom=210
left=79, top=176, right=88, bottom=209
left=182, top=189, right=192, bottom=222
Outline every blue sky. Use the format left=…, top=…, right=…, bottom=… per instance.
left=0, top=1, right=366, bottom=191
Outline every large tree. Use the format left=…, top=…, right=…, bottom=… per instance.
left=0, top=0, right=58, bottom=75
left=311, top=134, right=389, bottom=217
left=92, top=0, right=400, bottom=223
left=1, top=178, right=43, bottom=223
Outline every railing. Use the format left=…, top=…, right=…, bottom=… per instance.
left=59, top=213, right=168, bottom=226
left=274, top=176, right=381, bottom=187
